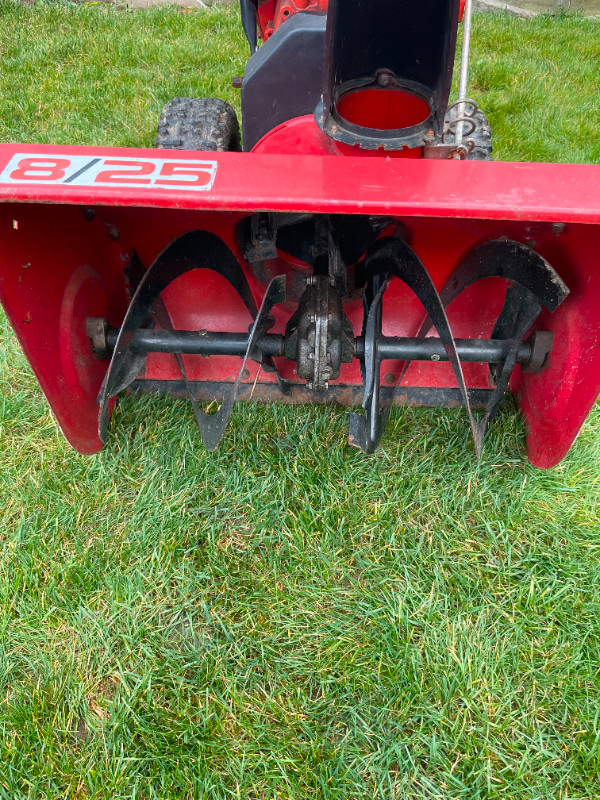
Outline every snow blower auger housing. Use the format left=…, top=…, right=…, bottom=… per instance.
left=1, top=0, right=600, bottom=468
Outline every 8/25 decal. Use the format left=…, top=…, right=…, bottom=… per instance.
left=0, top=153, right=218, bottom=192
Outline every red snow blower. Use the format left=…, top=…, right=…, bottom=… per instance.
left=1, top=0, right=599, bottom=467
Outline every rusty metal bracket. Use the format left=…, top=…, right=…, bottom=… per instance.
left=423, top=141, right=474, bottom=159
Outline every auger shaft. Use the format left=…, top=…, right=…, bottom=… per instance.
left=96, top=324, right=535, bottom=367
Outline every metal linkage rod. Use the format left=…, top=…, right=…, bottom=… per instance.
left=455, top=0, right=474, bottom=145
left=102, top=325, right=532, bottom=365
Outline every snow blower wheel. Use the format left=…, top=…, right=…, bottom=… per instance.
left=156, top=97, right=242, bottom=152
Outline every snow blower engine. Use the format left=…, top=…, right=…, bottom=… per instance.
left=1, top=0, right=599, bottom=467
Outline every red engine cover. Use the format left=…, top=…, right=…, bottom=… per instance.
left=257, top=0, right=328, bottom=40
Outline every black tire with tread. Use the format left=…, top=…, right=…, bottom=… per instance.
left=156, top=97, right=242, bottom=152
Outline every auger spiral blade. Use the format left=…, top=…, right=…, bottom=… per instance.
left=352, top=237, right=570, bottom=458
left=349, top=237, right=478, bottom=455
left=348, top=277, right=388, bottom=454
left=97, top=230, right=286, bottom=450
left=401, top=239, right=570, bottom=454
left=186, top=274, right=286, bottom=451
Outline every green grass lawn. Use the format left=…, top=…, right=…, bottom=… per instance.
left=1, top=3, right=600, bottom=798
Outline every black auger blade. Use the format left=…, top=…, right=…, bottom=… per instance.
left=351, top=237, right=569, bottom=458
left=350, top=237, right=478, bottom=455
left=401, top=239, right=570, bottom=454
left=97, top=230, right=286, bottom=450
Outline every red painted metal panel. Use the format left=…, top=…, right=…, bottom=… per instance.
left=513, top=224, right=600, bottom=468
left=1, top=143, right=600, bottom=225
left=0, top=204, right=128, bottom=453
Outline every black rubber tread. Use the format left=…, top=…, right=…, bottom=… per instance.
left=156, top=97, right=242, bottom=152
left=444, top=106, right=493, bottom=161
